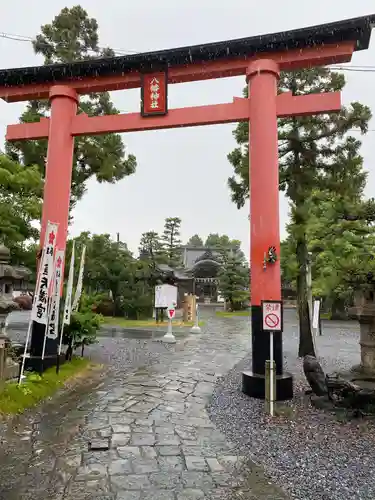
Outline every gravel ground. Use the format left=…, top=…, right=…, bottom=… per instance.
left=5, top=310, right=173, bottom=373
left=208, top=312, right=375, bottom=500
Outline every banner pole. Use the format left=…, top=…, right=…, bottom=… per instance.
left=18, top=247, right=45, bottom=385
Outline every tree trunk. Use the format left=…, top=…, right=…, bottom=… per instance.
left=66, top=339, right=73, bottom=361
left=81, top=343, right=84, bottom=357
left=331, top=297, right=348, bottom=320
left=296, top=236, right=316, bottom=357
left=290, top=105, right=316, bottom=358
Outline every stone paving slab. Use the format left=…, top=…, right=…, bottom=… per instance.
left=0, top=314, right=290, bottom=499
left=58, top=327, right=289, bottom=499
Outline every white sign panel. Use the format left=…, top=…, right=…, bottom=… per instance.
left=312, top=300, right=320, bottom=330
left=262, top=301, right=282, bottom=332
left=46, top=250, right=64, bottom=339
left=31, top=221, right=59, bottom=324
left=155, top=284, right=178, bottom=308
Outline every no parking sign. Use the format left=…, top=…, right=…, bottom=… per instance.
left=262, top=300, right=283, bottom=332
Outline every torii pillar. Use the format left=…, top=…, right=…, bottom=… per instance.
left=242, top=59, right=293, bottom=400
left=31, top=86, right=78, bottom=370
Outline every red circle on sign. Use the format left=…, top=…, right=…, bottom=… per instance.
left=265, top=313, right=279, bottom=328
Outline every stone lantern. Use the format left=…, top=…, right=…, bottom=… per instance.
left=349, top=285, right=375, bottom=378
left=0, top=244, right=29, bottom=379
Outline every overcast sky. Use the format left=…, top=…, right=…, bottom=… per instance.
left=1, top=0, right=375, bottom=256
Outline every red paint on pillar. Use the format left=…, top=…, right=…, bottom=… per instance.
left=40, top=85, right=77, bottom=260
left=247, top=60, right=281, bottom=305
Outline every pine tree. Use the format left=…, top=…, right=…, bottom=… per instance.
left=205, top=233, right=245, bottom=260
left=187, top=234, right=204, bottom=247
left=161, top=217, right=182, bottom=267
left=6, top=6, right=136, bottom=210
left=205, top=233, right=240, bottom=249
left=280, top=129, right=375, bottom=315
left=309, top=192, right=375, bottom=313
left=281, top=191, right=375, bottom=314
left=139, top=231, right=165, bottom=264
left=228, top=68, right=371, bottom=356
left=217, top=250, right=249, bottom=311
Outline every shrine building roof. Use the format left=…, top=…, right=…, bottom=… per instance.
left=0, top=14, right=374, bottom=87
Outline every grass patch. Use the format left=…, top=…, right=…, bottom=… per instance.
left=216, top=310, right=250, bottom=318
left=0, top=357, right=92, bottom=416
left=321, top=312, right=331, bottom=320
left=103, top=317, right=204, bottom=328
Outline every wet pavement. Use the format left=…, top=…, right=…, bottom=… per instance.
left=0, top=309, right=289, bottom=500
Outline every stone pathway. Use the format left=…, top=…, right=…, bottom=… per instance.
left=0, top=314, right=289, bottom=499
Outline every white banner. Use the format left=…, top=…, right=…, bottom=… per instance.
left=63, top=241, right=75, bottom=325
left=31, top=221, right=59, bottom=324
left=46, top=250, right=64, bottom=339
left=72, top=245, right=86, bottom=312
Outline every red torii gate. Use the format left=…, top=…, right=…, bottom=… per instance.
left=2, top=14, right=374, bottom=398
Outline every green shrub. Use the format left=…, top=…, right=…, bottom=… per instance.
left=77, top=290, right=154, bottom=321
left=81, top=292, right=114, bottom=316
left=63, top=310, right=103, bottom=359
left=120, top=290, right=154, bottom=320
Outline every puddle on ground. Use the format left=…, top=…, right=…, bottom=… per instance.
left=98, top=328, right=189, bottom=339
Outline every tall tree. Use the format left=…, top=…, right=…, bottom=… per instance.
left=0, top=154, right=42, bottom=268
left=217, top=250, right=249, bottom=310
left=205, top=234, right=236, bottom=249
left=67, top=232, right=135, bottom=313
left=228, top=68, right=371, bottom=356
left=205, top=233, right=245, bottom=261
left=161, top=217, right=182, bottom=267
left=139, top=231, right=164, bottom=262
left=282, top=189, right=375, bottom=317
left=6, top=5, right=136, bottom=210
left=138, top=230, right=168, bottom=281
left=187, top=234, right=204, bottom=247
left=282, top=131, right=374, bottom=320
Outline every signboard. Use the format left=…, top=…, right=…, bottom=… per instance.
left=155, top=284, right=177, bottom=308
left=262, top=300, right=283, bottom=332
left=167, top=306, right=176, bottom=320
left=31, top=221, right=59, bottom=324
left=312, top=299, right=321, bottom=330
left=141, top=71, right=168, bottom=117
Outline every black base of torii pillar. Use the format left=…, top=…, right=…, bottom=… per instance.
left=242, top=307, right=294, bottom=400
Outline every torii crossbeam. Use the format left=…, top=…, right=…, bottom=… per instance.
left=6, top=91, right=340, bottom=140
left=2, top=14, right=374, bottom=396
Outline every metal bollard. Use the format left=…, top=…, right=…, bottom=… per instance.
left=265, top=359, right=276, bottom=415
